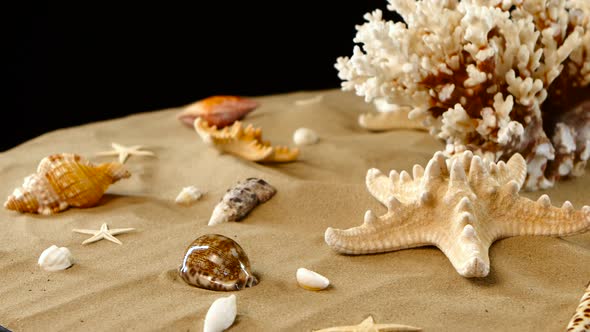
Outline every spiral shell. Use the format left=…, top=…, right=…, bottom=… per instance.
left=4, top=153, right=131, bottom=215
left=179, top=234, right=258, bottom=291
left=38, top=245, right=73, bottom=271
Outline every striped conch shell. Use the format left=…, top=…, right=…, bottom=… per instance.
left=567, top=282, right=590, bottom=331
left=194, top=118, right=299, bottom=163
left=177, top=95, right=259, bottom=128
left=4, top=153, right=130, bottom=215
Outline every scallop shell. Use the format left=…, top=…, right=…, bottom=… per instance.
left=177, top=95, right=259, bottom=128
left=38, top=245, right=73, bottom=271
left=296, top=268, right=330, bottom=291
left=203, top=294, right=237, bottom=332
left=4, top=153, right=131, bottom=215
left=179, top=234, right=258, bottom=291
left=293, top=128, right=319, bottom=146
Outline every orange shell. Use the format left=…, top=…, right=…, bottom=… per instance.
left=4, top=153, right=131, bottom=215
left=177, top=95, right=259, bottom=128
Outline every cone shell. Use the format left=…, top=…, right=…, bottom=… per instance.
left=296, top=268, right=330, bottom=291
left=203, top=294, right=237, bottom=332
left=179, top=234, right=258, bottom=291
left=4, top=153, right=131, bottom=215
left=38, top=245, right=73, bottom=272
left=177, top=95, right=259, bottom=128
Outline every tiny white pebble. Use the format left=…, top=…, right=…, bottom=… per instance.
left=293, top=128, right=319, bottom=146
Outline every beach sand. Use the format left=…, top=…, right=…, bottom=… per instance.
left=0, top=89, right=588, bottom=331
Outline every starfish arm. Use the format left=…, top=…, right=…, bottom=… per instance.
left=436, top=223, right=493, bottom=278
left=81, top=233, right=104, bottom=245
left=109, top=228, right=135, bottom=235
left=365, top=168, right=423, bottom=207
left=102, top=232, right=123, bottom=245
left=118, top=152, right=130, bottom=164
left=131, top=151, right=155, bottom=157
left=494, top=196, right=590, bottom=239
left=72, top=229, right=99, bottom=235
left=325, top=209, right=433, bottom=255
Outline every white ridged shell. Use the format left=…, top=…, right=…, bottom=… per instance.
left=296, top=268, right=330, bottom=291
left=203, top=294, right=237, bottom=332
left=175, top=186, right=204, bottom=206
left=38, top=245, right=73, bottom=272
left=293, top=128, right=319, bottom=146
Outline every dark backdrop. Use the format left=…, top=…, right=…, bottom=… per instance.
left=6, top=1, right=397, bottom=152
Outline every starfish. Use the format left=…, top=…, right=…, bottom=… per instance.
left=72, top=223, right=135, bottom=245
left=96, top=142, right=155, bottom=164
left=325, top=150, right=590, bottom=278
left=314, top=315, right=421, bottom=332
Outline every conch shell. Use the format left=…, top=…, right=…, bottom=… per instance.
left=179, top=234, right=258, bottom=291
left=194, top=118, right=299, bottom=163
left=4, top=153, right=130, bottom=215
left=177, top=95, right=259, bottom=128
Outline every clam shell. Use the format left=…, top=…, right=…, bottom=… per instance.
left=179, top=234, right=258, bottom=291
left=177, top=95, right=259, bottom=128
left=175, top=186, right=204, bottom=206
left=203, top=294, right=237, bottom=332
left=4, top=153, right=130, bottom=215
left=296, top=268, right=330, bottom=291
left=38, top=245, right=73, bottom=271
left=293, top=128, right=319, bottom=146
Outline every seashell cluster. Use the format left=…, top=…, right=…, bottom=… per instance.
left=177, top=95, right=259, bottom=128
left=567, top=282, right=590, bottom=332
left=175, top=185, right=204, bottom=206
left=336, top=0, right=590, bottom=191
left=203, top=294, right=237, bottom=332
left=296, top=268, right=330, bottom=291
left=293, top=127, right=319, bottom=146
left=4, top=153, right=131, bottom=215
left=194, top=118, right=299, bottom=163
left=209, top=178, right=276, bottom=226
left=38, top=245, right=73, bottom=271
left=179, top=234, right=258, bottom=291
left=325, top=150, right=590, bottom=277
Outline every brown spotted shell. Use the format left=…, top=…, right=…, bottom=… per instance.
left=179, top=234, right=258, bottom=291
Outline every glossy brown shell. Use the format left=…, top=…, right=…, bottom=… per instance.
left=178, top=234, right=258, bottom=291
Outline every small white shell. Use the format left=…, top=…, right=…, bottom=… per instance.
left=38, top=245, right=73, bottom=272
left=293, top=128, right=319, bottom=146
left=175, top=186, right=204, bottom=206
left=296, top=267, right=330, bottom=291
left=203, top=294, right=237, bottom=332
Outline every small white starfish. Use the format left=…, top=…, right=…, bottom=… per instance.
left=72, top=223, right=135, bottom=245
left=96, top=142, right=155, bottom=164
left=315, top=316, right=421, bottom=332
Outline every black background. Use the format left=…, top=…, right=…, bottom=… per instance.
left=7, top=1, right=399, bottom=152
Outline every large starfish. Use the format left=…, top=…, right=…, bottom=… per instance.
left=96, top=142, right=155, bottom=164
left=325, top=151, right=590, bottom=278
left=72, top=223, right=135, bottom=245
left=314, top=315, right=421, bottom=332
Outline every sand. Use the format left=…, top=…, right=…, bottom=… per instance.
left=0, top=89, right=588, bottom=331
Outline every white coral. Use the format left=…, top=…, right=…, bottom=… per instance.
left=336, top=0, right=590, bottom=190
